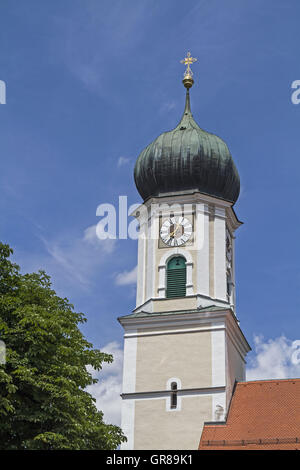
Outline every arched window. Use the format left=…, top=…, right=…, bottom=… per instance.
left=158, top=249, right=193, bottom=298
left=170, top=382, right=178, bottom=409
left=166, top=256, right=186, bottom=298
left=166, top=378, right=181, bottom=412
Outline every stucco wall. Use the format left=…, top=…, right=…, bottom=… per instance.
left=152, top=296, right=197, bottom=313
left=135, top=327, right=212, bottom=392
left=134, top=395, right=212, bottom=450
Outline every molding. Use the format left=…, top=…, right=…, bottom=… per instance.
left=120, top=330, right=137, bottom=449
left=196, top=293, right=231, bottom=305
left=143, top=192, right=235, bottom=208
left=123, top=325, right=226, bottom=339
left=132, top=194, right=242, bottom=227
left=133, top=292, right=231, bottom=315
left=121, top=308, right=229, bottom=328
left=211, top=328, right=226, bottom=387
left=225, top=319, right=250, bottom=361
left=119, top=309, right=251, bottom=356
left=209, top=205, right=215, bottom=298
left=214, top=206, right=226, bottom=220
left=120, top=400, right=135, bottom=450
left=122, top=330, right=137, bottom=393
left=158, top=248, right=193, bottom=266
left=225, top=206, right=243, bottom=231
left=121, top=385, right=226, bottom=399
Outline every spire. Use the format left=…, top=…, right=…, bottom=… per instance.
left=177, top=52, right=197, bottom=127
left=183, top=88, right=192, bottom=115
left=177, top=88, right=195, bottom=129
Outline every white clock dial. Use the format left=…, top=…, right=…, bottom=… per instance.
left=160, top=216, right=193, bottom=247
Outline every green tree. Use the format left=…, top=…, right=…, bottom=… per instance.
left=0, top=242, right=126, bottom=449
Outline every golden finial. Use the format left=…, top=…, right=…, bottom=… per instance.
left=180, top=51, right=197, bottom=89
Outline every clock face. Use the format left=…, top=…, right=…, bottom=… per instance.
left=160, top=216, right=193, bottom=247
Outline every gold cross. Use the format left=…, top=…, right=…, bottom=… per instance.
left=180, top=52, right=197, bottom=77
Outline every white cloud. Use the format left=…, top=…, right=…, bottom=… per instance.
left=83, top=224, right=99, bottom=243
left=117, top=156, right=131, bottom=168
left=87, top=341, right=123, bottom=426
left=115, top=265, right=137, bottom=286
left=83, top=224, right=116, bottom=254
left=246, top=335, right=300, bottom=381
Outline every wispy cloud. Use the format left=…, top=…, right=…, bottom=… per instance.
left=159, top=100, right=177, bottom=114
left=53, top=1, right=150, bottom=96
left=39, top=224, right=117, bottom=289
left=246, top=335, right=300, bottom=380
left=115, top=265, right=137, bottom=286
left=117, top=156, right=131, bottom=168
left=87, top=341, right=123, bottom=426
left=15, top=224, right=117, bottom=293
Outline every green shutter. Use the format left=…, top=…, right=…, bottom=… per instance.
left=166, top=256, right=186, bottom=299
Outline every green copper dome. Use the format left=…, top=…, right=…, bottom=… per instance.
left=134, top=89, right=240, bottom=203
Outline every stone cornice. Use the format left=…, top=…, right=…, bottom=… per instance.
left=121, top=385, right=226, bottom=399
left=118, top=308, right=251, bottom=357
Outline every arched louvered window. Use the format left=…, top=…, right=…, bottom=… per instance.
left=166, top=256, right=186, bottom=299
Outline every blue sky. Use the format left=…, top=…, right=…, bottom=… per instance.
left=1, top=0, right=300, bottom=423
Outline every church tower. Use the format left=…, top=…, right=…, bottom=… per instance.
left=118, top=53, right=251, bottom=450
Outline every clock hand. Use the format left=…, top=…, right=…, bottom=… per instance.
left=169, top=223, right=181, bottom=238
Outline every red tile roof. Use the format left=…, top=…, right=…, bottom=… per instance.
left=199, top=379, right=300, bottom=450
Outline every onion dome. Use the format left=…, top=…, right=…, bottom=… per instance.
left=134, top=54, right=240, bottom=203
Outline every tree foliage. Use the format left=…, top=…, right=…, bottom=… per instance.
left=0, top=242, right=126, bottom=449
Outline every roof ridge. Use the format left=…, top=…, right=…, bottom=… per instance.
left=237, top=378, right=300, bottom=385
